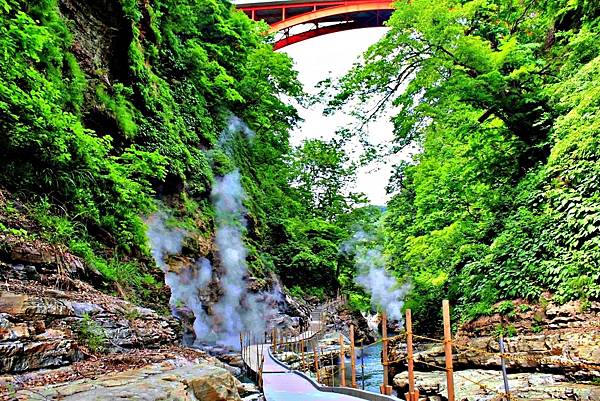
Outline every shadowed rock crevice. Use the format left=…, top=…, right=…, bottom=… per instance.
left=59, top=0, right=132, bottom=84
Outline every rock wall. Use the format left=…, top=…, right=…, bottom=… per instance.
left=0, top=239, right=180, bottom=374
left=323, top=303, right=377, bottom=344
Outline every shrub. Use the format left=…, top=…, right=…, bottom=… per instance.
left=78, top=313, right=107, bottom=352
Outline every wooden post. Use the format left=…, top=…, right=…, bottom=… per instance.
left=443, top=300, right=456, bottom=401
left=339, top=334, right=346, bottom=386
left=314, top=340, right=320, bottom=382
left=240, top=332, right=244, bottom=361
left=259, top=355, right=264, bottom=389
left=272, top=328, right=276, bottom=349
left=350, top=325, right=357, bottom=388
left=405, top=309, right=419, bottom=401
left=301, top=339, right=306, bottom=371
left=255, top=333, right=260, bottom=374
left=380, top=312, right=392, bottom=395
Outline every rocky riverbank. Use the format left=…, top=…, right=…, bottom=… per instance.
left=7, top=356, right=262, bottom=401
left=0, top=231, right=305, bottom=400
left=389, top=300, right=600, bottom=400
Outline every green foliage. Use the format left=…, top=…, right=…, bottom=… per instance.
left=531, top=324, right=543, bottom=334
left=0, top=0, right=306, bottom=305
left=326, top=0, right=600, bottom=329
left=96, top=84, right=138, bottom=138
left=494, top=323, right=517, bottom=339
left=291, top=138, right=366, bottom=221
left=289, top=285, right=326, bottom=301
left=495, top=301, right=515, bottom=316
left=78, top=313, right=107, bottom=352
left=123, top=307, right=142, bottom=322
left=518, top=304, right=531, bottom=313
left=348, top=292, right=371, bottom=312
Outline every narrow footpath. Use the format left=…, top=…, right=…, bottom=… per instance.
left=244, top=308, right=399, bottom=401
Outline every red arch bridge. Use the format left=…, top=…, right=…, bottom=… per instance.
left=234, top=0, right=394, bottom=49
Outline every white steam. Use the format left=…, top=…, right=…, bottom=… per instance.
left=343, top=230, right=411, bottom=326
left=209, top=169, right=277, bottom=347
left=146, top=115, right=279, bottom=349
left=219, top=115, right=255, bottom=155
left=146, top=212, right=186, bottom=271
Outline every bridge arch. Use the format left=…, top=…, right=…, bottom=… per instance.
left=236, top=0, right=394, bottom=49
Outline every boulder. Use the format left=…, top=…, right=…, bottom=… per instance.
left=187, top=365, right=244, bottom=401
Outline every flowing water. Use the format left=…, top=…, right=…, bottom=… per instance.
left=356, top=342, right=384, bottom=392
left=340, top=342, right=384, bottom=393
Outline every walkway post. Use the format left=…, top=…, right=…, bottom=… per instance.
left=380, top=312, right=392, bottom=395
left=499, top=336, right=511, bottom=398
left=350, top=324, right=357, bottom=388
left=313, top=340, right=320, bottom=382
left=406, top=309, right=419, bottom=401
left=339, top=334, right=346, bottom=386
left=256, top=333, right=260, bottom=375
left=240, top=332, right=245, bottom=376
left=442, top=300, right=456, bottom=401
left=360, top=339, right=365, bottom=390
left=301, top=339, right=306, bottom=371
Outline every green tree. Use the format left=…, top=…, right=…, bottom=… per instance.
left=292, top=138, right=366, bottom=221
left=328, top=0, right=600, bottom=327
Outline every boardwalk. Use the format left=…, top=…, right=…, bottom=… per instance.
left=243, top=308, right=400, bottom=401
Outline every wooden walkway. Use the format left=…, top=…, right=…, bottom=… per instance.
left=243, top=308, right=400, bottom=401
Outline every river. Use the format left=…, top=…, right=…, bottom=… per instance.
left=342, top=342, right=385, bottom=393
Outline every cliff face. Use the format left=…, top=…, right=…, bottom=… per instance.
left=0, top=0, right=304, bottom=395
left=0, top=255, right=179, bottom=374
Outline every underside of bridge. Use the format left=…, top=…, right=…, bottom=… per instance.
left=237, top=0, right=393, bottom=49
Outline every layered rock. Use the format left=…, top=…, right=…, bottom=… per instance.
left=389, top=300, right=600, bottom=400
left=0, top=260, right=180, bottom=374
left=389, top=330, right=599, bottom=380
left=459, top=300, right=600, bottom=337
left=10, top=358, right=251, bottom=401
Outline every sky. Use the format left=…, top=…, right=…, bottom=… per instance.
left=279, top=27, right=400, bottom=206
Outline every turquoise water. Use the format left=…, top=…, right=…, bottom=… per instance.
left=340, top=342, right=384, bottom=393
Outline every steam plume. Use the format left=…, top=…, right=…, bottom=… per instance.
left=146, top=115, right=279, bottom=349
left=343, top=230, right=411, bottom=326
left=210, top=169, right=273, bottom=347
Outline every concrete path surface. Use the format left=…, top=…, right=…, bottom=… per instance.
left=243, top=305, right=399, bottom=401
